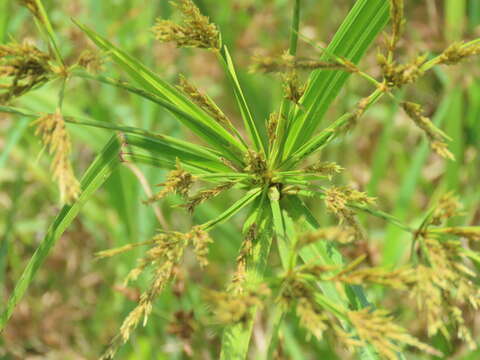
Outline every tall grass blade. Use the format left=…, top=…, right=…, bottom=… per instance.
left=282, top=0, right=389, bottom=157
left=0, top=135, right=122, bottom=330
left=73, top=21, right=247, bottom=164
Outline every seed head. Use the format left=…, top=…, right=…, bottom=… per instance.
left=348, top=308, right=441, bottom=359
left=177, top=74, right=231, bottom=127
left=152, top=0, right=221, bottom=51
left=34, top=111, right=80, bottom=203
left=0, top=41, right=52, bottom=103
left=401, top=101, right=455, bottom=160
left=438, top=41, right=480, bottom=65
left=146, top=160, right=194, bottom=203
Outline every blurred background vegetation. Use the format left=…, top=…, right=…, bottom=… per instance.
left=0, top=0, right=479, bottom=359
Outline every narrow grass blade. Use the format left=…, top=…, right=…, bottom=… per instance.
left=382, top=95, right=451, bottom=266
left=73, top=21, right=247, bottom=163
left=285, top=196, right=379, bottom=360
left=202, top=188, right=262, bottom=231
left=220, top=190, right=273, bottom=360
left=0, top=135, right=122, bottom=330
left=283, top=0, right=389, bottom=157
left=0, top=117, right=29, bottom=169
left=218, top=46, right=266, bottom=152
left=0, top=105, right=231, bottom=173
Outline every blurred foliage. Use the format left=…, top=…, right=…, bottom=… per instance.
left=0, top=0, right=479, bottom=359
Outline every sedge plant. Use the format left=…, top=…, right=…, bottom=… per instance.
left=1, top=0, right=480, bottom=359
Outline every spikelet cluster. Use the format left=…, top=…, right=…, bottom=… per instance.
left=438, top=41, right=480, bottom=65
left=34, top=111, right=80, bottom=203
left=146, top=160, right=194, bottom=203
left=102, top=227, right=213, bottom=358
left=278, top=273, right=329, bottom=341
left=331, top=263, right=415, bottom=290
left=184, top=182, right=235, bottom=213
left=282, top=71, right=305, bottom=104
left=377, top=55, right=426, bottom=88
left=77, top=50, right=104, bottom=74
left=388, top=0, right=405, bottom=52
left=206, top=284, right=270, bottom=325
left=409, top=194, right=480, bottom=348
left=304, top=161, right=343, bottom=179
left=0, top=42, right=52, bottom=103
left=250, top=52, right=347, bottom=74
left=152, top=0, right=220, bottom=50
left=401, top=101, right=454, bottom=160
left=344, top=308, right=440, bottom=359
left=229, top=225, right=256, bottom=293
left=411, top=238, right=480, bottom=348
left=299, top=226, right=356, bottom=247
left=177, top=75, right=231, bottom=127
left=324, top=186, right=375, bottom=241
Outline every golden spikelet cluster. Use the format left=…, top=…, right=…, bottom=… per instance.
left=401, top=101, right=454, bottom=160
left=296, top=297, right=329, bottom=340
left=101, top=226, right=213, bottom=358
left=249, top=52, right=347, bottom=74
left=304, top=161, right=343, bottom=179
left=206, top=284, right=270, bottom=325
left=331, top=263, right=415, bottom=290
left=345, top=308, right=441, bottom=359
left=244, top=150, right=268, bottom=182
left=267, top=112, right=279, bottom=144
left=324, top=186, right=375, bottom=241
left=411, top=237, right=480, bottom=348
left=146, top=160, right=194, bottom=203
left=278, top=272, right=330, bottom=341
left=177, top=75, right=231, bottom=127
left=377, top=54, right=426, bottom=88
left=438, top=41, right=480, bottom=65
left=388, top=0, right=405, bottom=52
left=282, top=71, right=305, bottom=104
left=34, top=111, right=80, bottom=204
left=229, top=225, right=256, bottom=294
left=77, top=49, right=104, bottom=74
left=184, top=182, right=234, bottom=213
left=299, top=226, right=356, bottom=247
left=152, top=0, right=220, bottom=51
left=0, top=42, right=52, bottom=103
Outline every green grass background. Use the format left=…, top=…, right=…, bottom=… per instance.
left=0, top=0, right=479, bottom=359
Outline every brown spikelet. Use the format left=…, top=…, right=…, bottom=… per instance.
left=0, top=41, right=52, bottom=103
left=146, top=160, right=194, bottom=203
left=389, top=0, right=405, bottom=52
left=249, top=51, right=348, bottom=74
left=105, top=226, right=211, bottom=357
left=184, top=182, right=234, bottom=213
left=411, top=235, right=480, bottom=346
left=283, top=71, right=305, bottom=104
left=177, top=75, right=231, bottom=127
left=401, top=101, right=455, bottom=160
left=296, top=297, right=329, bottom=340
left=229, top=225, right=256, bottom=293
left=188, top=226, right=213, bottom=267
left=267, top=112, right=279, bottom=144
left=324, top=186, right=375, bottom=241
left=152, top=0, right=220, bottom=50
left=206, top=284, right=270, bottom=325
left=438, top=41, right=480, bottom=65
left=377, top=54, right=426, bottom=88
left=77, top=50, right=104, bottom=74
left=304, top=161, right=343, bottom=179
left=348, top=308, right=441, bottom=359
left=34, top=111, right=80, bottom=204
left=299, top=226, right=356, bottom=247
left=331, top=264, right=415, bottom=289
